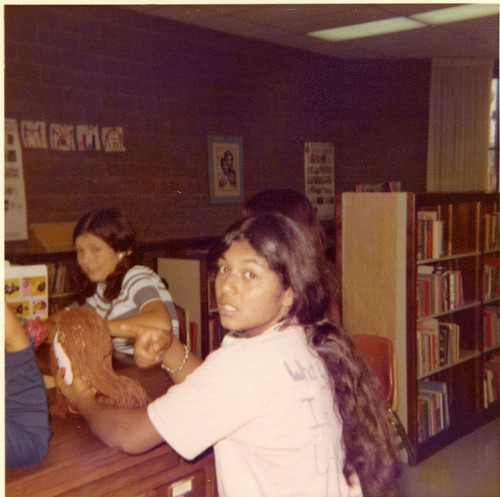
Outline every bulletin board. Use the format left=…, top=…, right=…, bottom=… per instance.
left=304, top=142, right=335, bottom=220
left=5, top=118, right=28, bottom=240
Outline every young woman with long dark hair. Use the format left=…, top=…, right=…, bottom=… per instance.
left=56, top=213, right=399, bottom=497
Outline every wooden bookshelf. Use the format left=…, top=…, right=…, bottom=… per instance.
left=336, top=192, right=500, bottom=464
left=157, top=252, right=220, bottom=359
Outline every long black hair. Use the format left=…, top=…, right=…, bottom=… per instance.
left=73, top=208, right=136, bottom=303
left=210, top=213, right=400, bottom=497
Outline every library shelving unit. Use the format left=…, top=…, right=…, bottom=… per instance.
left=336, top=191, right=499, bottom=465
left=157, top=251, right=219, bottom=359
left=5, top=249, right=79, bottom=315
left=6, top=223, right=80, bottom=314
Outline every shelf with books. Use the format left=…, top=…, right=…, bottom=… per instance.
left=483, top=351, right=500, bottom=409
left=483, top=304, right=500, bottom=352
left=46, top=261, right=78, bottom=312
left=337, top=191, right=499, bottom=465
left=417, top=379, right=450, bottom=443
left=483, top=254, right=500, bottom=300
left=5, top=252, right=79, bottom=316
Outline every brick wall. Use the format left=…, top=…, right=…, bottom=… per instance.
left=5, top=5, right=430, bottom=245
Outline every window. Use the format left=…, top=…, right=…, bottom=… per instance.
left=488, top=77, right=499, bottom=192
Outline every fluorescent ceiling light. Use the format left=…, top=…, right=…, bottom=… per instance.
left=309, top=17, right=425, bottom=41
left=308, top=4, right=499, bottom=42
left=411, top=4, right=499, bottom=25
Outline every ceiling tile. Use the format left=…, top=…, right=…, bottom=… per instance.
left=121, top=4, right=499, bottom=60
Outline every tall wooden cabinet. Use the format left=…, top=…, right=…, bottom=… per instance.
left=336, top=192, right=499, bottom=464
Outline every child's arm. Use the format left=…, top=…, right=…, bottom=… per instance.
left=106, top=300, right=172, bottom=337
left=5, top=303, right=30, bottom=352
left=55, top=368, right=164, bottom=454
left=125, top=323, right=203, bottom=383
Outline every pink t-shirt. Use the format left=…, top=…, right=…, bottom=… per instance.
left=148, top=324, right=362, bottom=497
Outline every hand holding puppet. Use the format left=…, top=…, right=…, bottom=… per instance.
left=50, top=308, right=150, bottom=417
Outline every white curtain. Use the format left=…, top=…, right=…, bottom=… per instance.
left=427, top=58, right=494, bottom=192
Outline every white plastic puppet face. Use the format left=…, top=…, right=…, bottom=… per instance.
left=53, top=331, right=73, bottom=385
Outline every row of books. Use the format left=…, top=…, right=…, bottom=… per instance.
left=484, top=306, right=500, bottom=350
left=483, top=353, right=500, bottom=408
left=417, top=380, right=450, bottom=443
left=417, top=211, right=444, bottom=261
left=417, top=319, right=460, bottom=376
left=483, top=212, right=499, bottom=251
left=483, top=255, right=499, bottom=300
left=416, top=266, right=464, bottom=319
left=46, top=262, right=72, bottom=295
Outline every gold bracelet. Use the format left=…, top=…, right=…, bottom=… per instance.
left=161, top=344, right=189, bottom=374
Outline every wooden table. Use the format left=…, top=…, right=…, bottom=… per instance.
left=6, top=347, right=217, bottom=497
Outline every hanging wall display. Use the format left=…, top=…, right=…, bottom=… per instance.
left=304, top=142, right=335, bottom=220
left=5, top=118, right=28, bottom=241
left=102, top=126, right=126, bottom=151
left=208, top=135, right=244, bottom=203
left=77, top=125, right=101, bottom=151
left=20, top=120, right=48, bottom=149
left=50, top=123, right=76, bottom=151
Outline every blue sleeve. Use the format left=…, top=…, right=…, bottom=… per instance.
left=5, top=338, right=51, bottom=467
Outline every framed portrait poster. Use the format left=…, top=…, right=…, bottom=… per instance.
left=208, top=135, right=244, bottom=203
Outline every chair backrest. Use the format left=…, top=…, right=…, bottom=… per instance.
left=350, top=334, right=394, bottom=407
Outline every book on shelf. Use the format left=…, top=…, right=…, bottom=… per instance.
left=484, top=306, right=500, bottom=349
left=4, top=263, right=49, bottom=322
left=417, top=211, right=444, bottom=260
left=416, top=265, right=463, bottom=318
left=417, top=318, right=439, bottom=375
left=483, top=212, right=499, bottom=251
left=418, top=380, right=450, bottom=442
left=46, top=262, right=72, bottom=295
left=417, top=318, right=460, bottom=376
left=483, top=255, right=500, bottom=300
left=483, top=367, right=500, bottom=407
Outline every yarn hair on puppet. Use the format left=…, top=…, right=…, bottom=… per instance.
left=50, top=308, right=150, bottom=418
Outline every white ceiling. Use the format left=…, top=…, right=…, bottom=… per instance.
left=123, top=3, right=499, bottom=59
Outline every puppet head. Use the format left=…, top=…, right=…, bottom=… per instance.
left=50, top=308, right=150, bottom=417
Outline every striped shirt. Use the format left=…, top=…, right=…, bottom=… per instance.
left=79, top=265, right=178, bottom=354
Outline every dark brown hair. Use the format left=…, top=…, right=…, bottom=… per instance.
left=210, top=213, right=400, bottom=497
left=244, top=189, right=327, bottom=249
left=73, top=208, right=136, bottom=303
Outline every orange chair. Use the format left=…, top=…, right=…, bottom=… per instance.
left=350, top=333, right=416, bottom=465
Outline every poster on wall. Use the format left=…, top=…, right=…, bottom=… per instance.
left=20, top=120, right=48, bottom=149
left=77, top=125, right=101, bottom=151
left=304, top=142, right=335, bottom=220
left=208, top=135, right=244, bottom=203
left=102, top=126, right=126, bottom=152
left=5, top=118, right=28, bottom=241
left=50, top=123, right=76, bottom=151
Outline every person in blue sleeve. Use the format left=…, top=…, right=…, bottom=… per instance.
left=5, top=302, right=51, bottom=467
